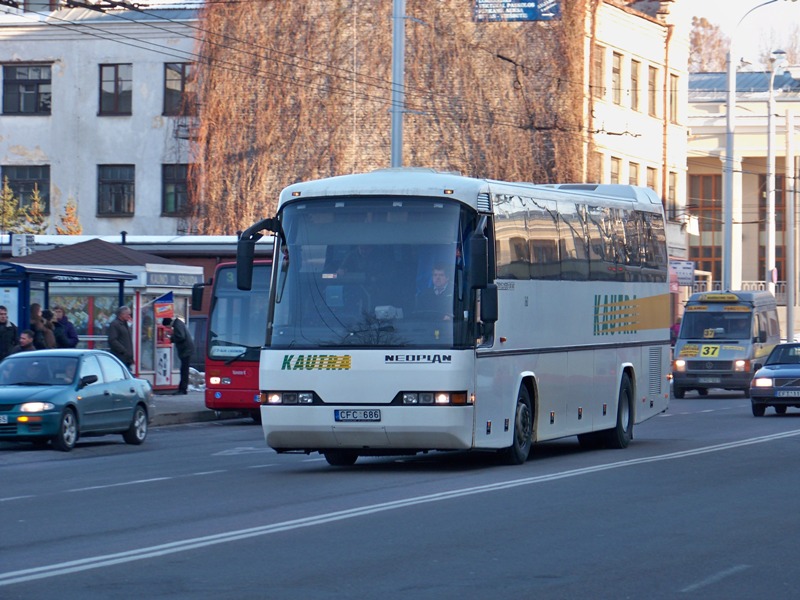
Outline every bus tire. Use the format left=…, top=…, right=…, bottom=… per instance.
left=324, top=450, right=359, bottom=466
left=602, top=374, right=633, bottom=449
left=503, top=385, right=533, bottom=465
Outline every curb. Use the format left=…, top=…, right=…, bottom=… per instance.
left=151, top=409, right=253, bottom=427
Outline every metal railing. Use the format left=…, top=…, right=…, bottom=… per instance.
left=692, top=281, right=787, bottom=305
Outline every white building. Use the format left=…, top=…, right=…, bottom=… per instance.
left=0, top=1, right=198, bottom=235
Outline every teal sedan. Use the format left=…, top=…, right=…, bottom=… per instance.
left=0, top=349, right=154, bottom=451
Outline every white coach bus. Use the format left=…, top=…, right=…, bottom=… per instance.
left=236, top=169, right=671, bottom=466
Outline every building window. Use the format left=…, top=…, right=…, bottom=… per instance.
left=97, top=165, right=135, bottom=216
left=1, top=165, right=50, bottom=213
left=647, top=166, right=658, bottom=195
left=99, top=64, right=132, bottom=115
left=164, top=63, right=196, bottom=116
left=2, top=65, right=51, bottom=115
left=592, top=45, right=605, bottom=99
left=162, top=164, right=189, bottom=215
left=648, top=65, right=658, bottom=118
left=689, top=174, right=722, bottom=281
left=669, top=73, right=679, bottom=123
left=629, top=162, right=639, bottom=186
left=758, top=174, right=786, bottom=281
left=667, top=171, right=678, bottom=220
left=611, top=53, right=622, bottom=105
left=610, top=157, right=621, bottom=184
left=630, top=60, right=640, bottom=111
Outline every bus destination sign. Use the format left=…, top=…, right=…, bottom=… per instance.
left=473, top=0, right=561, bottom=22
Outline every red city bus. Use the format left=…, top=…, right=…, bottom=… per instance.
left=192, top=260, right=271, bottom=422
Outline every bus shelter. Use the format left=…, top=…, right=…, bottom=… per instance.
left=0, top=262, right=135, bottom=331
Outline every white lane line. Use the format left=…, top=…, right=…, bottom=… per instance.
left=681, top=565, right=751, bottom=593
left=67, top=477, right=172, bottom=492
left=2, top=429, right=799, bottom=587
left=0, top=495, right=35, bottom=502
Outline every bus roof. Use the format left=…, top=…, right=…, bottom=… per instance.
left=687, top=291, right=777, bottom=306
left=278, top=168, right=665, bottom=213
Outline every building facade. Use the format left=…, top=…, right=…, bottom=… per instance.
left=0, top=3, right=198, bottom=235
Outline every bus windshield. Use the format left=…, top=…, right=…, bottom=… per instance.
left=209, top=264, right=270, bottom=361
left=268, top=197, right=472, bottom=349
left=679, top=310, right=753, bottom=341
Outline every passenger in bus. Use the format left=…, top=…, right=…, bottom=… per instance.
left=415, top=264, right=453, bottom=320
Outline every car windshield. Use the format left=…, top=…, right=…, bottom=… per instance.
left=0, top=356, right=79, bottom=386
left=679, top=311, right=753, bottom=341
left=765, top=345, right=800, bottom=366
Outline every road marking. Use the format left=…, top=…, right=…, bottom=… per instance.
left=681, top=565, right=751, bottom=593
left=2, top=429, right=800, bottom=586
left=67, top=478, right=171, bottom=493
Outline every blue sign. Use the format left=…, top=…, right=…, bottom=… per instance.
left=474, top=0, right=561, bottom=22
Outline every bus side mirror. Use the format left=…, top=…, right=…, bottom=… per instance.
left=481, top=283, right=498, bottom=323
left=191, top=281, right=208, bottom=311
left=237, top=240, right=255, bottom=291
left=470, top=233, right=489, bottom=290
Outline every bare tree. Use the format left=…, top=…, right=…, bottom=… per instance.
left=759, top=23, right=800, bottom=68
left=188, top=1, right=587, bottom=234
left=689, top=16, right=729, bottom=73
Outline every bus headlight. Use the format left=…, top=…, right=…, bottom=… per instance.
left=401, top=392, right=470, bottom=405
left=753, top=377, right=773, bottom=388
left=262, top=392, right=315, bottom=405
left=673, top=359, right=687, bottom=372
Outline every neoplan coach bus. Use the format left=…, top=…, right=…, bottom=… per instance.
left=236, top=169, right=672, bottom=466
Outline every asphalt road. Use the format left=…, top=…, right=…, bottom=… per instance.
left=2, top=391, right=800, bottom=599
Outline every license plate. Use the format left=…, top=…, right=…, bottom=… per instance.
left=0, top=415, right=6, bottom=424
left=777, top=390, right=800, bottom=398
left=698, top=377, right=721, bottom=384
left=334, top=409, right=381, bottom=422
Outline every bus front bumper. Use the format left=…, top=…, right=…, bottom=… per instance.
left=262, top=405, right=475, bottom=452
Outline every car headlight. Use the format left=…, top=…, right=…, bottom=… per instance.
left=753, top=378, right=773, bottom=388
left=734, top=359, right=749, bottom=372
left=20, top=402, right=56, bottom=412
left=673, top=359, right=686, bottom=372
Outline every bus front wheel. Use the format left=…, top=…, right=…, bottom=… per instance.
left=503, top=386, right=533, bottom=465
left=324, top=450, right=359, bottom=466
left=602, top=374, right=633, bottom=449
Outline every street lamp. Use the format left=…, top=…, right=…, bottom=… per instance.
left=723, top=0, right=783, bottom=292
left=766, top=49, right=787, bottom=295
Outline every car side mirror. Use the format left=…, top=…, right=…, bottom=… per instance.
left=79, top=374, right=98, bottom=389
left=753, top=363, right=763, bottom=371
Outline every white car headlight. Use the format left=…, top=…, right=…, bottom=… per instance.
left=753, top=378, right=773, bottom=388
left=20, top=402, right=56, bottom=412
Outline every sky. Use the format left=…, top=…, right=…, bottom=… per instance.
left=688, top=0, right=800, bottom=67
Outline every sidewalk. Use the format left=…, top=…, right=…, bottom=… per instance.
left=150, top=387, right=253, bottom=426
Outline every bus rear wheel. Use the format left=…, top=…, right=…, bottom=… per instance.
left=324, top=450, right=359, bottom=466
left=602, top=374, right=633, bottom=449
left=503, top=385, right=533, bottom=465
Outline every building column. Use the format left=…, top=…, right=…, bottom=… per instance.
left=731, top=153, right=744, bottom=290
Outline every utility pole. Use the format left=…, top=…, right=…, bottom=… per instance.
left=390, top=0, right=405, bottom=168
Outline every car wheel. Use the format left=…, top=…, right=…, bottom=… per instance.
left=503, top=385, right=533, bottom=465
left=752, top=403, right=766, bottom=417
left=673, top=386, right=685, bottom=399
left=251, top=410, right=262, bottom=424
left=52, top=408, right=78, bottom=452
left=324, top=450, right=358, bottom=466
left=602, top=374, right=633, bottom=449
left=122, top=405, right=148, bottom=445
left=775, top=405, right=788, bottom=415
left=743, top=388, right=751, bottom=399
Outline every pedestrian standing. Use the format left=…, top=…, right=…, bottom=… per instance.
left=162, top=316, right=194, bottom=395
left=0, top=305, right=18, bottom=360
left=53, top=305, right=79, bottom=348
left=29, top=303, right=48, bottom=349
left=39, top=309, right=57, bottom=349
left=10, top=330, right=37, bottom=354
left=107, top=305, right=134, bottom=372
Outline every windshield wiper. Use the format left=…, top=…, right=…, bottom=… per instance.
left=10, top=381, right=49, bottom=386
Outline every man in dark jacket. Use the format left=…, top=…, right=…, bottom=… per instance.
left=10, top=330, right=36, bottom=354
left=0, top=305, right=18, bottom=360
left=107, top=305, right=134, bottom=371
left=53, top=306, right=79, bottom=348
left=163, top=317, right=194, bottom=395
